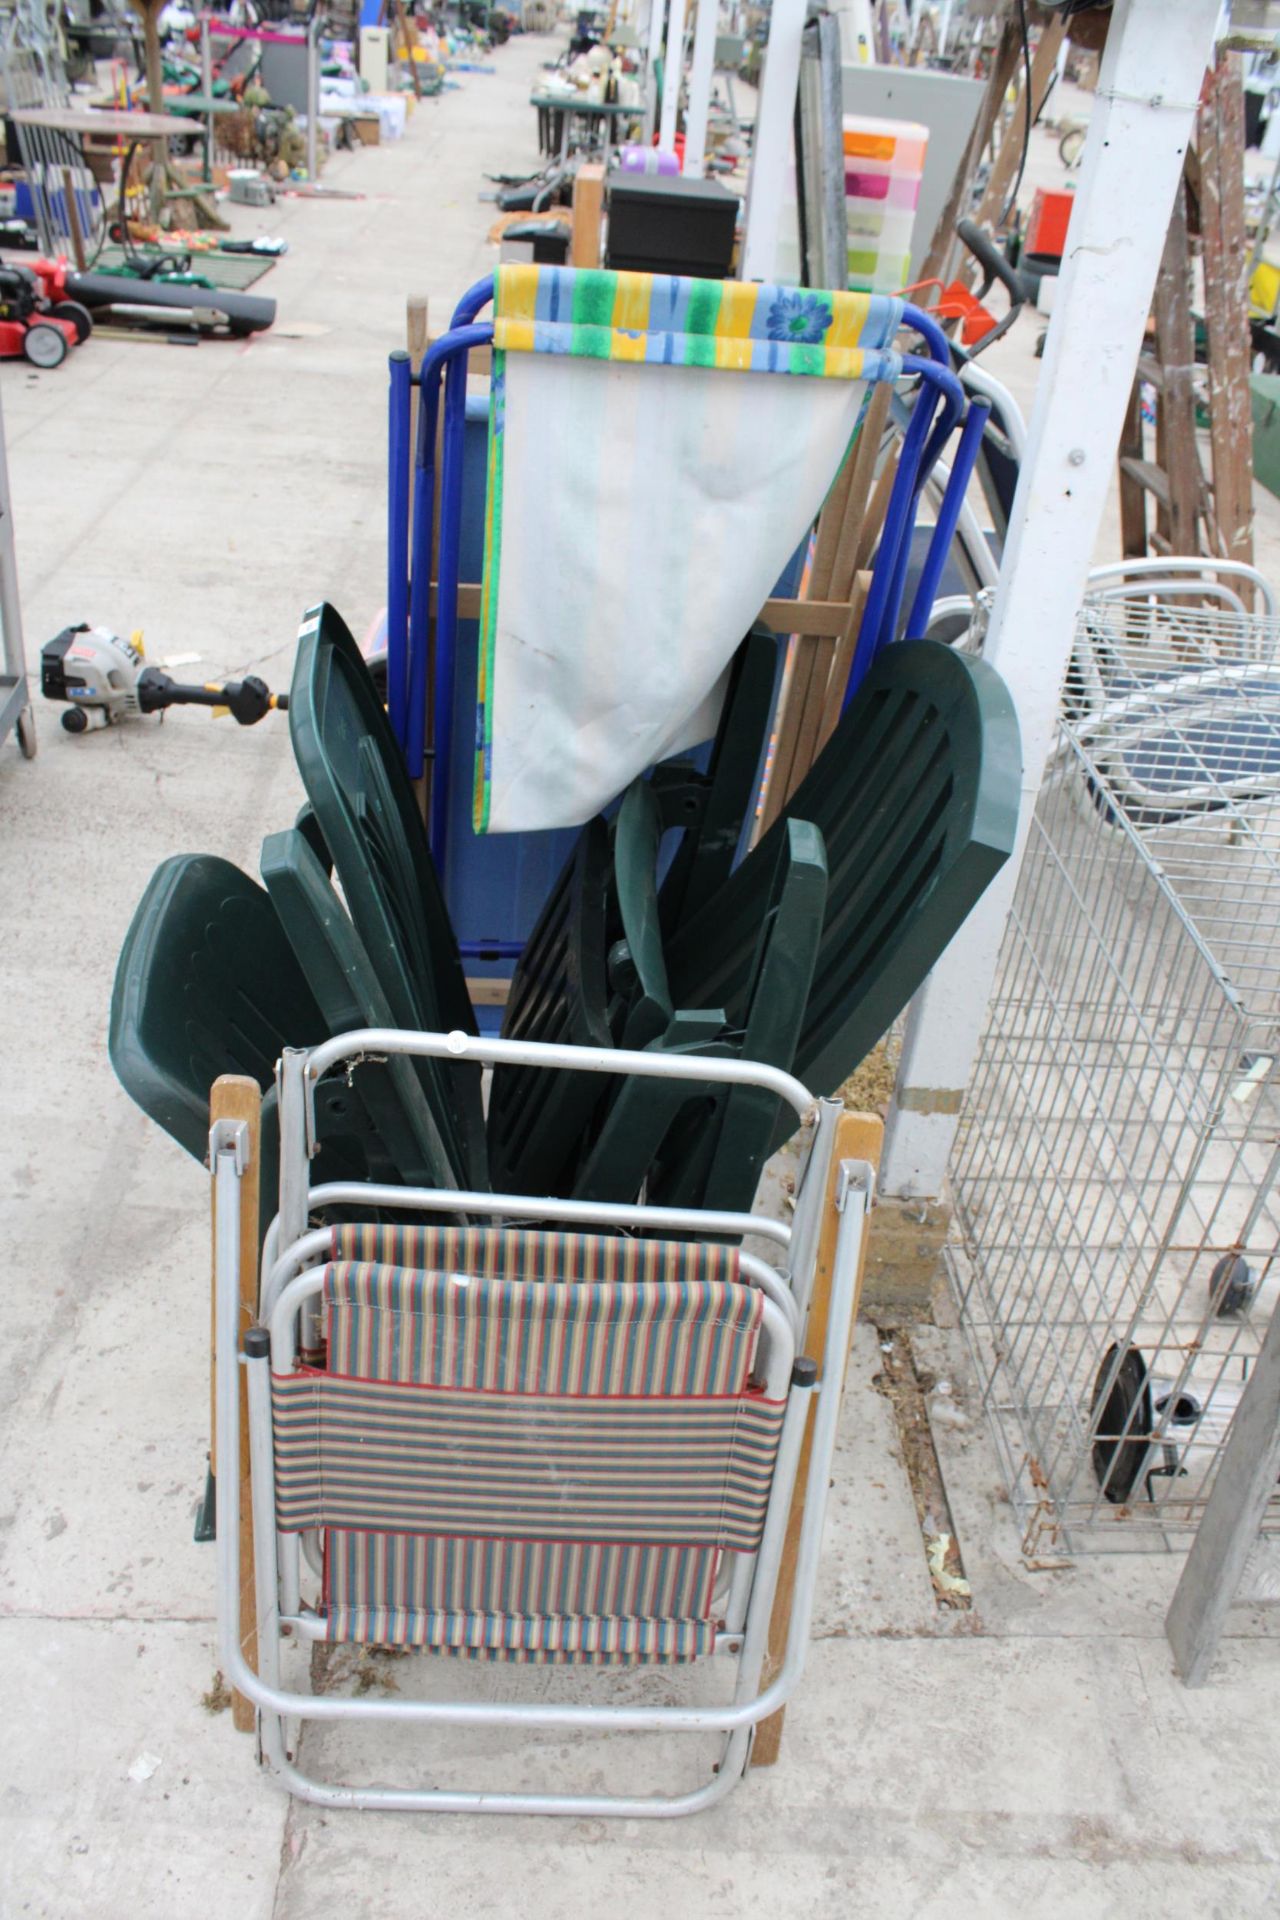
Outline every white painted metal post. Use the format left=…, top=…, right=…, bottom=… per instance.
left=683, top=0, right=719, bottom=177
left=880, top=0, right=1222, bottom=1198
left=659, top=0, right=688, bottom=153
left=644, top=0, right=668, bottom=141
left=305, top=12, right=319, bottom=184
left=740, top=0, right=806, bottom=280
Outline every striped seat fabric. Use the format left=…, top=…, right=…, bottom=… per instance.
left=273, top=1234, right=784, bottom=1663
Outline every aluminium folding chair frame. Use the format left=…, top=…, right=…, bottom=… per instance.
left=215, top=1028, right=874, bottom=1816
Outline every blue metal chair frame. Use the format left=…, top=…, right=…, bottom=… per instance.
left=387, top=276, right=984, bottom=864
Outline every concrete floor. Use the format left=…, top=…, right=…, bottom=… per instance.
left=3, top=35, right=1280, bottom=1920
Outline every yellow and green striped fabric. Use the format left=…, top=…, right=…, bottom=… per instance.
left=491, top=263, right=904, bottom=382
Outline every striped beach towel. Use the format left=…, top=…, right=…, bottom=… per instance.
left=474, top=265, right=903, bottom=834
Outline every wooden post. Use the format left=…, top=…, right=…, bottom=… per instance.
left=130, top=0, right=169, bottom=176
left=1198, top=53, right=1255, bottom=588
left=572, top=162, right=606, bottom=267
left=814, top=570, right=872, bottom=755
left=1151, top=180, right=1199, bottom=558
left=758, top=384, right=892, bottom=831
left=210, top=1074, right=262, bottom=1735
left=751, top=1108, right=883, bottom=1768
left=1116, top=376, right=1148, bottom=560
left=971, top=17, right=1067, bottom=236
left=917, top=14, right=1021, bottom=287
left=61, top=167, right=87, bottom=271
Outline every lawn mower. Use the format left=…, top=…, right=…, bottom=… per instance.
left=41, top=625, right=288, bottom=734
left=0, top=260, right=91, bottom=368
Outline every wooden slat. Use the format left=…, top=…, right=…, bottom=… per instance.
left=1198, top=52, right=1255, bottom=590
left=917, top=14, right=1021, bottom=287
left=1151, top=179, right=1200, bottom=556
left=814, top=571, right=872, bottom=755
left=210, top=1074, right=261, bottom=1735
left=1118, top=455, right=1171, bottom=509
left=1117, top=365, right=1148, bottom=559
left=971, top=18, right=1067, bottom=236
left=760, top=433, right=866, bottom=828
left=851, top=436, right=900, bottom=581
left=571, top=162, right=605, bottom=267
left=751, top=1109, right=884, bottom=1768
left=426, top=583, right=854, bottom=635
left=829, top=383, right=892, bottom=600
left=466, top=976, right=512, bottom=1006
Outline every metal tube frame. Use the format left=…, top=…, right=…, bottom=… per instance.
left=216, top=1151, right=872, bottom=1814
left=904, top=399, right=992, bottom=641
left=388, top=282, right=967, bottom=859
left=261, top=1182, right=791, bottom=1290
left=215, top=1029, right=873, bottom=1814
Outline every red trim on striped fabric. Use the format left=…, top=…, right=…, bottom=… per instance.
left=295, top=1523, right=756, bottom=1553
left=275, top=1366, right=787, bottom=1407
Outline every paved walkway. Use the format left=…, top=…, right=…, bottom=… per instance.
left=2, top=37, right=1279, bottom=1919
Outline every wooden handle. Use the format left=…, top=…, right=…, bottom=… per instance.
left=210, top=1073, right=261, bottom=1734
left=750, top=1108, right=883, bottom=1768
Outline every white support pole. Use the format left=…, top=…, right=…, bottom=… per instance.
left=659, top=0, right=688, bottom=153
left=683, top=0, right=719, bottom=177
left=740, top=0, right=806, bottom=280
left=305, top=12, right=319, bottom=185
left=644, top=0, right=668, bottom=141
left=880, top=0, right=1222, bottom=1199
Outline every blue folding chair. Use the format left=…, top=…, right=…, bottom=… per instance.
left=387, top=269, right=984, bottom=865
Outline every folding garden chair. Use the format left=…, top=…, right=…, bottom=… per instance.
left=288, top=601, right=488, bottom=1190
left=489, top=636, right=1021, bottom=1210
left=259, top=826, right=467, bottom=1193
left=215, top=1027, right=877, bottom=1815
left=108, top=853, right=410, bottom=1214
left=387, top=265, right=977, bottom=856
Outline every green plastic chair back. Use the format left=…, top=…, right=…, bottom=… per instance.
left=658, top=626, right=778, bottom=937
left=488, top=814, right=613, bottom=1193
left=260, top=828, right=464, bottom=1194
left=649, top=817, right=828, bottom=1212
left=109, top=854, right=391, bottom=1221
left=665, top=639, right=1022, bottom=1105
left=573, top=818, right=826, bottom=1210
left=611, top=777, right=674, bottom=1049
left=288, top=602, right=486, bottom=1189
left=487, top=628, right=778, bottom=1194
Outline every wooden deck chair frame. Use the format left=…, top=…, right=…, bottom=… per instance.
left=214, top=1027, right=874, bottom=1817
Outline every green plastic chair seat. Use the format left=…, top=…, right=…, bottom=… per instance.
left=108, top=854, right=397, bottom=1219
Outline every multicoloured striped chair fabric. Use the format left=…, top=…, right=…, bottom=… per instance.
left=273, top=1250, right=784, bottom=1662
left=327, top=1222, right=738, bottom=1288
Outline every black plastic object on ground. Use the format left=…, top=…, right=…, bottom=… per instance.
left=65, top=270, right=276, bottom=337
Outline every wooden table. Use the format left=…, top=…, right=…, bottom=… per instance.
left=11, top=106, right=195, bottom=136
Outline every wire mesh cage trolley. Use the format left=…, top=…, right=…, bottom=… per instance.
left=948, top=591, right=1280, bottom=1552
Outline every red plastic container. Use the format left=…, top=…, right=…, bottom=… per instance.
left=1026, top=187, right=1074, bottom=261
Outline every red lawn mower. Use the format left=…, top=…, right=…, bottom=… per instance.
left=0, top=257, right=91, bottom=368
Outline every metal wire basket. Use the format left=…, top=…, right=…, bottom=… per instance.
left=948, top=593, right=1280, bottom=1552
